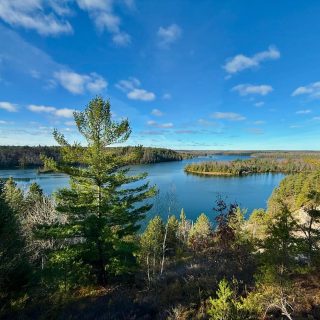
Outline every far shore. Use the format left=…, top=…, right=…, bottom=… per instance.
left=185, top=169, right=235, bottom=176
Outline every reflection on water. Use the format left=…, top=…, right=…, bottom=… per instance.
left=0, top=155, right=285, bottom=221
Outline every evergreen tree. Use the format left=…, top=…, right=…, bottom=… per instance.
left=166, top=215, right=179, bottom=255
left=25, top=182, right=43, bottom=212
left=39, top=97, right=156, bottom=285
left=208, top=279, right=237, bottom=320
left=263, top=202, right=297, bottom=277
left=3, top=177, right=24, bottom=213
left=0, top=180, right=30, bottom=299
left=189, top=213, right=211, bottom=251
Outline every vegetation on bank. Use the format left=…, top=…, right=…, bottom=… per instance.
left=0, top=145, right=185, bottom=169
left=178, top=150, right=320, bottom=158
left=185, top=158, right=318, bottom=176
left=1, top=97, right=320, bottom=319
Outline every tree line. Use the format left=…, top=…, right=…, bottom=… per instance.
left=185, top=157, right=318, bottom=176
left=0, top=145, right=185, bottom=169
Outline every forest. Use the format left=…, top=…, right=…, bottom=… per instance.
left=0, top=145, right=186, bottom=169
left=1, top=98, right=320, bottom=319
left=184, top=158, right=318, bottom=176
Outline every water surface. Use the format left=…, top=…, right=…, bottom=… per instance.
left=0, top=155, right=285, bottom=221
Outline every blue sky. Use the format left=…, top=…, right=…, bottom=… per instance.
left=1, top=0, right=320, bottom=149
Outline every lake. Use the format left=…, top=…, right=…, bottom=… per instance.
left=0, top=155, right=285, bottom=222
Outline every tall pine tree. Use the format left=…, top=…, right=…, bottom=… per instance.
left=40, top=97, right=156, bottom=285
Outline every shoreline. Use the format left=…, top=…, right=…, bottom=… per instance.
left=185, top=169, right=236, bottom=176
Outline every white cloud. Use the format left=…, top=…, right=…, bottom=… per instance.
left=55, top=108, right=75, bottom=118
left=151, top=109, right=163, bottom=116
left=116, top=77, right=155, bottom=101
left=76, top=0, right=132, bottom=46
left=112, top=32, right=131, bottom=46
left=28, top=105, right=56, bottom=113
left=292, top=82, right=320, bottom=99
left=158, top=24, right=182, bottom=48
left=0, top=0, right=73, bottom=36
left=0, top=0, right=132, bottom=46
left=198, top=119, right=218, bottom=126
left=116, top=77, right=140, bottom=91
left=232, top=84, right=273, bottom=96
left=163, top=93, right=171, bottom=100
left=223, top=46, right=280, bottom=75
left=296, top=109, right=311, bottom=114
left=76, top=0, right=110, bottom=11
left=253, top=120, right=266, bottom=125
left=211, top=112, right=246, bottom=121
left=0, top=101, right=18, bottom=112
left=147, top=120, right=173, bottom=128
left=28, top=104, right=75, bottom=118
left=254, top=101, right=265, bottom=107
left=53, top=70, right=107, bottom=94
left=128, top=89, right=155, bottom=101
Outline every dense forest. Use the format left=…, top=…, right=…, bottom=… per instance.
left=1, top=98, right=320, bottom=319
left=185, top=158, right=318, bottom=176
left=179, top=150, right=320, bottom=158
left=0, top=145, right=186, bottom=169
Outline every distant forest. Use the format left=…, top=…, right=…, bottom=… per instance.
left=0, top=145, right=190, bottom=168
left=185, top=157, right=318, bottom=176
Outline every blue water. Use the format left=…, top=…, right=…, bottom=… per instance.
left=0, top=155, right=285, bottom=221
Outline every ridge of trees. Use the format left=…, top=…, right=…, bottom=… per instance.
left=185, top=157, right=318, bottom=176
left=0, top=145, right=187, bottom=169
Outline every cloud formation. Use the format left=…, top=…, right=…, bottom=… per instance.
left=198, top=119, right=218, bottom=127
left=0, top=101, right=18, bottom=112
left=0, top=0, right=132, bottom=45
left=116, top=77, right=155, bottom=101
left=292, top=82, right=320, bottom=99
left=211, top=112, right=246, bottom=121
left=296, top=109, right=311, bottom=114
left=232, top=84, right=273, bottom=96
left=0, top=0, right=72, bottom=36
left=157, top=24, right=182, bottom=48
left=28, top=104, right=75, bottom=118
left=223, top=46, right=280, bottom=75
left=147, top=120, right=173, bottom=128
left=253, top=120, right=266, bottom=125
left=162, top=93, right=171, bottom=100
left=151, top=109, right=163, bottom=116
left=76, top=0, right=132, bottom=46
left=53, top=70, right=107, bottom=94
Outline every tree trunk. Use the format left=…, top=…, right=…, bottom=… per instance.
left=160, top=217, right=169, bottom=275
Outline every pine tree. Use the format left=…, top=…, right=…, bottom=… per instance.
left=39, top=97, right=156, bottom=285
left=263, top=202, right=297, bottom=277
left=3, top=177, right=24, bottom=213
left=166, top=215, right=179, bottom=255
left=208, top=279, right=237, bottom=320
left=0, top=180, right=30, bottom=299
left=25, top=182, right=43, bottom=211
left=189, top=213, right=211, bottom=251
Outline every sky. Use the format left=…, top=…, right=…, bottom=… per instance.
left=1, top=0, right=320, bottom=150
